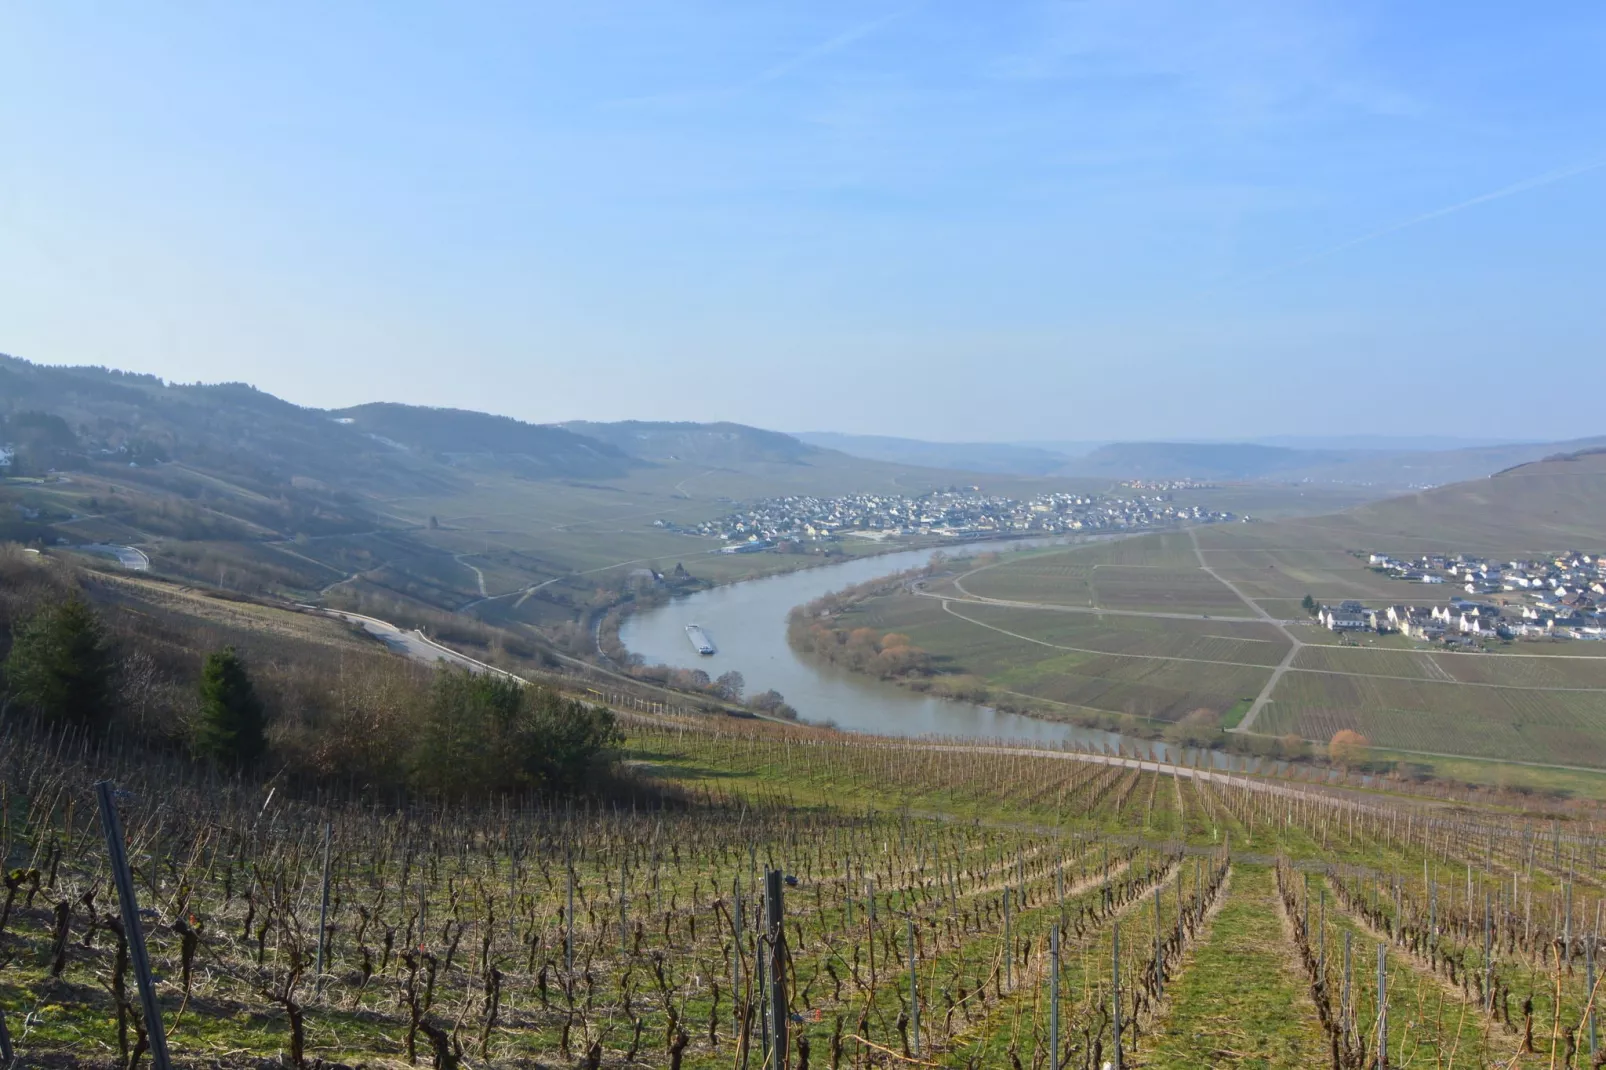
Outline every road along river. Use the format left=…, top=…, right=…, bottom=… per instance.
left=621, top=537, right=1243, bottom=767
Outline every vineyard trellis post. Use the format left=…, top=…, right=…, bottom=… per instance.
left=1112, top=920, right=1123, bottom=1070
left=1588, top=930, right=1598, bottom=1059
left=1429, top=876, right=1436, bottom=955
left=1376, top=943, right=1387, bottom=1069
left=766, top=869, right=788, bottom=1070
left=1565, top=880, right=1574, bottom=965
left=95, top=780, right=173, bottom=1070
left=756, top=924, right=769, bottom=1063
left=1003, top=885, right=1012, bottom=990
left=315, top=821, right=332, bottom=997
left=733, top=879, right=744, bottom=1042
left=1049, top=924, right=1060, bottom=1070
left=1342, top=929, right=1352, bottom=1048
left=1483, top=891, right=1492, bottom=1013
left=565, top=860, right=574, bottom=974
left=1153, top=885, right=1163, bottom=1000
left=906, top=912, right=919, bottom=1056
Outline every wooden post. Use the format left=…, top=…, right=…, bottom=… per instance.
left=1319, top=885, right=1326, bottom=974
left=619, top=855, right=628, bottom=954
left=1004, top=886, right=1012, bottom=990
left=565, top=863, right=574, bottom=974
left=1483, top=892, right=1493, bottom=1012
left=96, top=781, right=172, bottom=1070
left=1153, top=885, right=1164, bottom=1000
left=315, top=822, right=332, bottom=996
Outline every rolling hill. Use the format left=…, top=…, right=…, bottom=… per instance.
left=791, top=432, right=1075, bottom=475
left=336, top=403, right=633, bottom=478
left=562, top=420, right=818, bottom=466
left=801, top=427, right=1606, bottom=487
left=1287, top=446, right=1606, bottom=552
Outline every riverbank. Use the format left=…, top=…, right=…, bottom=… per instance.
left=616, top=532, right=1271, bottom=758
left=784, top=559, right=1315, bottom=763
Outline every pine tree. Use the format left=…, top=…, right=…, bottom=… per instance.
left=193, top=647, right=266, bottom=766
left=2, top=596, right=113, bottom=726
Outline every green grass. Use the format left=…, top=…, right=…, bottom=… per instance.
left=1142, top=866, right=1328, bottom=1068
left=1359, top=747, right=1606, bottom=800
left=1221, top=698, right=1253, bottom=729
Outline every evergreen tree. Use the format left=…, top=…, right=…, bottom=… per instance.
left=193, top=647, right=267, bottom=766
left=2, top=596, right=113, bottom=726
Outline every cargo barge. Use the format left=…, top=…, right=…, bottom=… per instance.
left=685, top=624, right=716, bottom=656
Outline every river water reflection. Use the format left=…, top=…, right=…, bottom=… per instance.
left=621, top=538, right=1247, bottom=770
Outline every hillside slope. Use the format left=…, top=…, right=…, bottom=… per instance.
left=1307, top=448, right=1606, bottom=551
left=561, top=420, right=818, bottom=465
left=337, top=403, right=633, bottom=478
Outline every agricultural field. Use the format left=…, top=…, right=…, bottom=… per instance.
left=2, top=711, right=1602, bottom=1069
left=820, top=517, right=1606, bottom=772
left=957, top=534, right=1249, bottom=618
left=1258, top=671, right=1606, bottom=767
left=846, top=592, right=1277, bottom=724
left=1293, top=645, right=1606, bottom=686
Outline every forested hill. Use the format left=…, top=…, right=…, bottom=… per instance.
left=335, top=403, right=633, bottom=478
left=0, top=355, right=641, bottom=489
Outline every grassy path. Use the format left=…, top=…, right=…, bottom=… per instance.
left=1140, top=865, right=1327, bottom=1068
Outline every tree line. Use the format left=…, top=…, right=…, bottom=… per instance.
left=0, top=551, right=621, bottom=802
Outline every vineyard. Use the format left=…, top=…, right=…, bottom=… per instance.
left=1, top=713, right=1604, bottom=1069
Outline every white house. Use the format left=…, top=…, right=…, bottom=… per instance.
left=1320, top=605, right=1371, bottom=631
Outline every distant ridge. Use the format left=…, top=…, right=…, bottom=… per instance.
left=792, top=432, right=1071, bottom=475
left=561, top=420, right=818, bottom=465
left=799, top=422, right=1606, bottom=486
left=335, top=403, right=632, bottom=478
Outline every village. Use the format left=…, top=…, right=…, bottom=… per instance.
left=1315, top=550, right=1606, bottom=644
left=657, top=488, right=1239, bottom=550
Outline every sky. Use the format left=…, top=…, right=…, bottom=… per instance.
left=3, top=1, right=1604, bottom=443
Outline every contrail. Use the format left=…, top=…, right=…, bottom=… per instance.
left=742, top=5, right=920, bottom=92
left=603, top=5, right=920, bottom=110
left=1225, top=156, right=1606, bottom=286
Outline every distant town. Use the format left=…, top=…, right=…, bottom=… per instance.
left=657, top=488, right=1241, bottom=551
left=1317, top=550, right=1606, bottom=644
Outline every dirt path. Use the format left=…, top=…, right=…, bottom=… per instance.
left=1188, top=526, right=1304, bottom=733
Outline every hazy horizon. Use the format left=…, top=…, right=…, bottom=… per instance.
left=5, top=2, right=1604, bottom=441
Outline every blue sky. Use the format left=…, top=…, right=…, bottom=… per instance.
left=3, top=2, right=1603, bottom=442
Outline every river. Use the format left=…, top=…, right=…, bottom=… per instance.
left=620, top=537, right=1248, bottom=768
